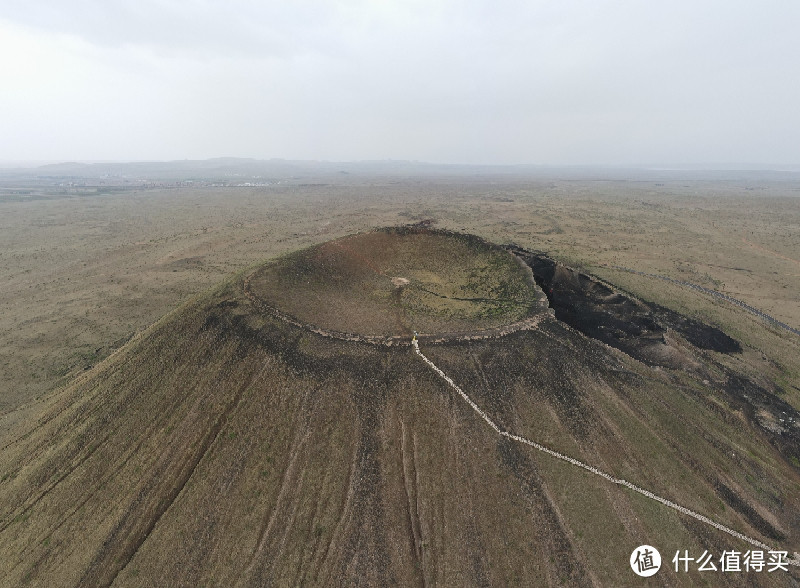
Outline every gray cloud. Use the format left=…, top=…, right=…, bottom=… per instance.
left=1, top=1, right=799, bottom=164
left=2, top=0, right=337, bottom=57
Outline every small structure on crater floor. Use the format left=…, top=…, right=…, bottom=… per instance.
left=391, top=276, right=410, bottom=288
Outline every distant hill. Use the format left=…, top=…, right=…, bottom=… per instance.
left=1, top=158, right=798, bottom=184
left=0, top=158, right=515, bottom=183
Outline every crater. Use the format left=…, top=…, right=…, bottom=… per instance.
left=245, top=226, right=549, bottom=342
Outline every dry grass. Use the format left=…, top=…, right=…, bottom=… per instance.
left=2, top=176, right=799, bottom=412
left=1, top=270, right=798, bottom=586
left=2, top=172, right=800, bottom=584
left=248, top=227, right=544, bottom=338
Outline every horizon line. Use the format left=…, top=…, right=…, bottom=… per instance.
left=1, top=157, right=799, bottom=172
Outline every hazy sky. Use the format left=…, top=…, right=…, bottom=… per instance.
left=1, top=1, right=798, bottom=165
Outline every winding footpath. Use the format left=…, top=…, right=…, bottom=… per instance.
left=411, top=337, right=800, bottom=567
left=243, top=272, right=547, bottom=347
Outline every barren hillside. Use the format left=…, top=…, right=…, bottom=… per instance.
left=1, top=228, right=798, bottom=586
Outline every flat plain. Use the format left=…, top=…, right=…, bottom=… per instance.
left=2, top=170, right=799, bottom=413
left=2, top=167, right=800, bottom=586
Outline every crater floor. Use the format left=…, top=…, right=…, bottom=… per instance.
left=246, top=226, right=548, bottom=338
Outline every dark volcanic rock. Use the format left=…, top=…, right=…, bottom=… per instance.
left=511, top=247, right=740, bottom=360
left=510, top=245, right=800, bottom=472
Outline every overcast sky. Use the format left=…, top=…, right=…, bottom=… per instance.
left=1, top=1, right=798, bottom=165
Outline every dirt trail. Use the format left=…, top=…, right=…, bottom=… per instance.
left=611, top=265, right=800, bottom=337
left=243, top=272, right=547, bottom=347
left=411, top=337, right=800, bottom=568
left=742, top=237, right=800, bottom=267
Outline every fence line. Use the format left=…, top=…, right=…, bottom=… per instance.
left=610, top=266, right=800, bottom=337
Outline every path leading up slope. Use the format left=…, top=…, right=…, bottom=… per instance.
left=1, top=228, right=798, bottom=586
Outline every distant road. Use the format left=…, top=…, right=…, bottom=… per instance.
left=610, top=266, right=800, bottom=337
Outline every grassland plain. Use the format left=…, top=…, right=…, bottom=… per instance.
left=2, top=174, right=799, bottom=412
left=1, top=172, right=799, bottom=585
left=1, top=228, right=799, bottom=586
